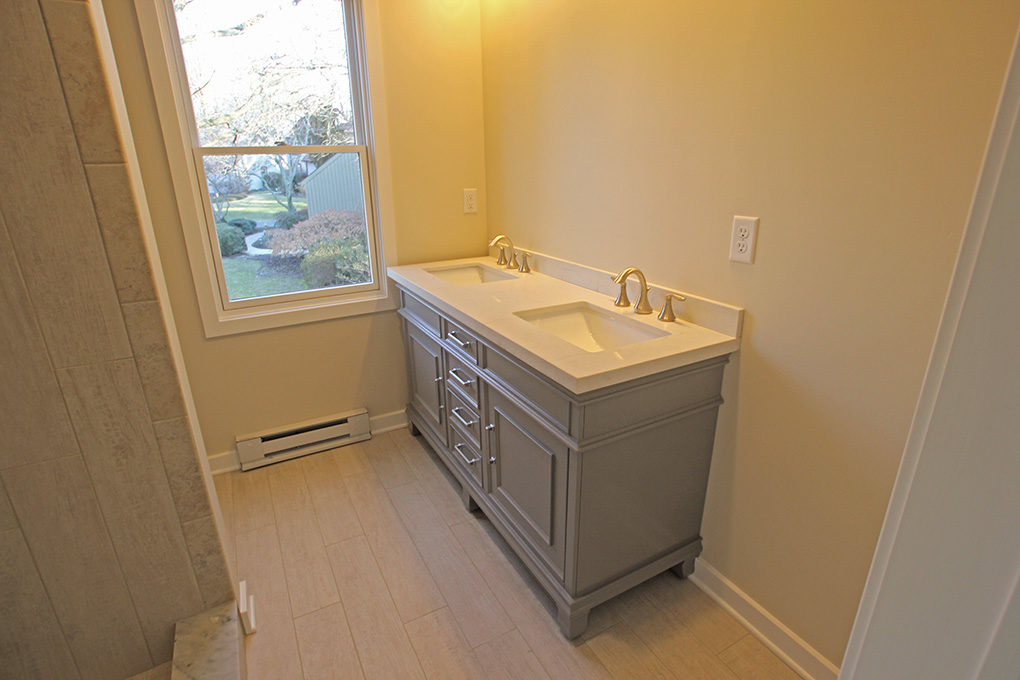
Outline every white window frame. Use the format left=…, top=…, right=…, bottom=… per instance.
left=134, top=0, right=397, bottom=337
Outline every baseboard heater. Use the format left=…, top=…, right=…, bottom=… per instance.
left=236, top=408, right=371, bottom=471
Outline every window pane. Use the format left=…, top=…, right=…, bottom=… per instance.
left=202, top=151, right=373, bottom=302
left=174, top=0, right=355, bottom=147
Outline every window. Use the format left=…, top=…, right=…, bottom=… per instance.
left=145, top=0, right=391, bottom=335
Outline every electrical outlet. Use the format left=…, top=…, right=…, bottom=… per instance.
left=463, top=188, right=478, bottom=214
left=729, top=215, right=759, bottom=264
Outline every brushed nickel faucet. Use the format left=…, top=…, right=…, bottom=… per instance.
left=517, top=252, right=531, bottom=273
left=612, top=268, right=653, bottom=314
left=657, top=293, right=687, bottom=322
left=488, top=234, right=518, bottom=269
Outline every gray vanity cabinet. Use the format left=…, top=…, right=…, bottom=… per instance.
left=397, top=286, right=728, bottom=640
left=484, top=387, right=569, bottom=581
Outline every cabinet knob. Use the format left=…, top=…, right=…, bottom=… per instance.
left=489, top=456, right=496, bottom=464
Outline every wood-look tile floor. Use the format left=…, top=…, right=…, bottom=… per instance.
left=213, top=428, right=802, bottom=680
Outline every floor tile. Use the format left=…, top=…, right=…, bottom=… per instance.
left=300, top=452, right=362, bottom=546
left=268, top=462, right=340, bottom=617
left=294, top=603, right=364, bottom=680
left=389, top=483, right=513, bottom=648
left=343, top=472, right=445, bottom=622
left=405, top=608, right=486, bottom=680
left=362, top=431, right=417, bottom=488
left=326, top=536, right=425, bottom=680
left=235, top=524, right=303, bottom=680
left=718, top=634, right=803, bottom=680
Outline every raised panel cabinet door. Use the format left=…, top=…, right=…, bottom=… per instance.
left=485, top=388, right=567, bottom=579
left=406, top=322, right=447, bottom=445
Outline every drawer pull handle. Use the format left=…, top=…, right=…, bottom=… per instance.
left=433, top=376, right=444, bottom=383
left=448, top=368, right=474, bottom=387
left=451, top=407, right=477, bottom=428
left=485, top=424, right=495, bottom=431
left=448, top=331, right=473, bottom=348
left=454, top=443, right=479, bottom=465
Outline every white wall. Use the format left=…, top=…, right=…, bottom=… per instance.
left=841, top=30, right=1020, bottom=679
left=479, top=0, right=1020, bottom=664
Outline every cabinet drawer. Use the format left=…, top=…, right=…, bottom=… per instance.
left=401, top=290, right=442, bottom=337
left=443, top=318, right=480, bottom=364
left=445, top=352, right=480, bottom=406
left=448, top=422, right=483, bottom=486
left=447, top=388, right=481, bottom=447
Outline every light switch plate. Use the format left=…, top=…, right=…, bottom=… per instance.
left=730, top=215, right=759, bottom=264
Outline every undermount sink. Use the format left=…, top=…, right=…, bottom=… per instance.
left=514, top=302, right=669, bottom=353
left=425, top=263, right=517, bottom=285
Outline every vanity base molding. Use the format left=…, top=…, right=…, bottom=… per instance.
left=398, top=286, right=726, bottom=639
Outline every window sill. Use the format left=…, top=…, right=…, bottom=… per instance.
left=201, top=284, right=399, bottom=337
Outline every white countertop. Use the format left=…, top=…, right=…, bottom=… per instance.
left=388, top=256, right=741, bottom=395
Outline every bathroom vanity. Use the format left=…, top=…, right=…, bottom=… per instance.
left=388, top=255, right=741, bottom=638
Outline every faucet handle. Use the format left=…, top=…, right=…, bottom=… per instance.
left=496, top=246, right=507, bottom=266
left=657, top=293, right=687, bottom=322
left=518, top=252, right=531, bottom=273
left=612, top=275, right=631, bottom=308
left=506, top=249, right=519, bottom=269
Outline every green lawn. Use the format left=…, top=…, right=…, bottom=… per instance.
left=222, top=256, right=307, bottom=300
left=222, top=191, right=308, bottom=224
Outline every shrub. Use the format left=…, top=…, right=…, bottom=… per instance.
left=273, top=209, right=308, bottom=230
left=301, top=244, right=340, bottom=289
left=269, top=210, right=366, bottom=255
left=227, top=217, right=258, bottom=235
left=299, top=237, right=371, bottom=289
left=216, top=224, right=246, bottom=257
left=334, top=238, right=371, bottom=284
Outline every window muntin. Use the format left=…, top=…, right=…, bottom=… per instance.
left=169, top=0, right=379, bottom=309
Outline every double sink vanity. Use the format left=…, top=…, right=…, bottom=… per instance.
left=387, top=244, right=742, bottom=638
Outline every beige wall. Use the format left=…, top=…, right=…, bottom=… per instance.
left=0, top=0, right=231, bottom=676
left=102, top=0, right=488, bottom=457
left=479, top=0, right=1019, bottom=664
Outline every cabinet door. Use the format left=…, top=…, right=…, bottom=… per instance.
left=485, top=388, right=568, bottom=579
left=405, top=322, right=447, bottom=445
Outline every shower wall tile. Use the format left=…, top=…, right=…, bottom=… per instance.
left=154, top=417, right=213, bottom=523
left=85, top=164, right=158, bottom=303
left=0, top=211, right=80, bottom=469
left=3, top=456, right=152, bottom=680
left=57, top=359, right=204, bottom=663
left=182, top=514, right=235, bottom=609
left=0, top=0, right=130, bottom=367
left=0, top=528, right=81, bottom=680
left=122, top=301, right=187, bottom=421
left=0, top=483, right=17, bottom=532
left=40, top=0, right=123, bottom=163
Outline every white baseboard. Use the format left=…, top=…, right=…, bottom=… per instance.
left=208, top=449, right=240, bottom=475
left=209, top=409, right=408, bottom=475
left=368, top=408, right=408, bottom=434
left=691, top=560, right=840, bottom=680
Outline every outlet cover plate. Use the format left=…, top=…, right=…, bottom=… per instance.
left=730, top=215, right=759, bottom=264
left=463, top=188, right=478, bottom=214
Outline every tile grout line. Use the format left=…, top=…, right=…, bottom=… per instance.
left=383, top=469, right=517, bottom=648
left=318, top=534, right=369, bottom=680
left=340, top=467, right=448, bottom=624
